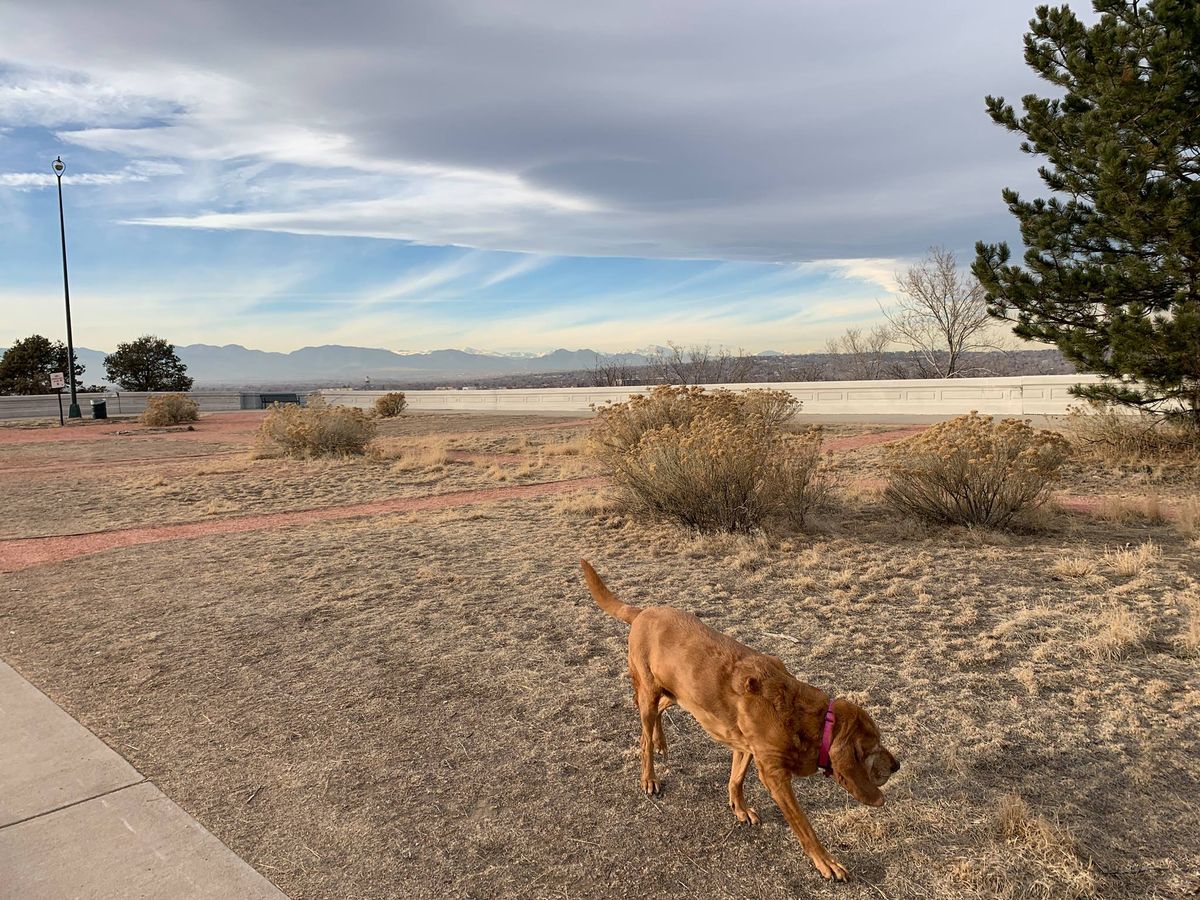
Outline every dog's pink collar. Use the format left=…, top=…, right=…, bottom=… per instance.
left=817, top=698, right=835, bottom=777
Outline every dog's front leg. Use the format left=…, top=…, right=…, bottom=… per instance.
left=727, top=751, right=759, bottom=825
left=758, top=763, right=848, bottom=882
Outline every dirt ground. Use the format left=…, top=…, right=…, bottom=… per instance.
left=1, top=409, right=1198, bottom=899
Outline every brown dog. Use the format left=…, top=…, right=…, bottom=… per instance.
left=582, top=559, right=899, bottom=882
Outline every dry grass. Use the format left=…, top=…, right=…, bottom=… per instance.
left=1064, top=405, right=1200, bottom=467
left=1103, top=541, right=1160, bottom=578
left=3, top=411, right=1200, bottom=898
left=950, top=794, right=1098, bottom=899
left=553, top=489, right=623, bottom=519
left=1048, top=555, right=1098, bottom=580
left=533, top=434, right=588, bottom=456
left=0, top=418, right=600, bottom=539
left=383, top=437, right=454, bottom=472
left=139, top=393, right=199, bottom=426
left=1093, top=493, right=1168, bottom=525
left=1175, top=497, right=1200, bottom=539
left=1082, top=605, right=1149, bottom=660
left=1182, top=606, right=1200, bottom=658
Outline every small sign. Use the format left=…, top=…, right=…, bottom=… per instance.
left=49, top=372, right=65, bottom=389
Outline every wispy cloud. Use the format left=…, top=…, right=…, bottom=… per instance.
left=0, top=159, right=184, bottom=190
left=796, top=258, right=905, bottom=294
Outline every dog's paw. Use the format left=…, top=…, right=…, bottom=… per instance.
left=640, top=775, right=660, bottom=796
left=812, top=854, right=849, bottom=882
left=728, top=801, right=760, bottom=826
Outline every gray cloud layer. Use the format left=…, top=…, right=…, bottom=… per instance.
left=2, top=0, right=1046, bottom=262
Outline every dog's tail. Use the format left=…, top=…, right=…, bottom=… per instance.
left=581, top=559, right=642, bottom=625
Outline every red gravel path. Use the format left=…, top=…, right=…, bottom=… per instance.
left=0, top=476, right=605, bottom=574
left=821, top=426, right=926, bottom=452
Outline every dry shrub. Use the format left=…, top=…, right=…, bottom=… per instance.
left=373, top=392, right=407, bottom=418
left=590, top=385, right=798, bottom=461
left=883, top=413, right=1069, bottom=529
left=591, top=387, right=826, bottom=532
left=1064, top=405, right=1200, bottom=466
left=256, top=397, right=377, bottom=458
left=1104, top=541, right=1159, bottom=578
left=139, top=393, right=199, bottom=426
left=950, top=794, right=1097, bottom=899
left=1083, top=605, right=1148, bottom=660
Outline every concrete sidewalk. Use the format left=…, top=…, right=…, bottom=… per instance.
left=0, top=659, right=286, bottom=899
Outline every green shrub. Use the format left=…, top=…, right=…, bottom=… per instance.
left=884, top=413, right=1069, bottom=528
left=257, top=397, right=377, bottom=458
left=374, top=392, right=408, bottom=418
left=590, top=386, right=823, bottom=533
left=139, top=393, right=199, bottom=426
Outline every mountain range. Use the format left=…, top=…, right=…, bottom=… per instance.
left=51, top=344, right=655, bottom=387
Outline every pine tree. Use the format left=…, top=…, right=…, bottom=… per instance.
left=974, top=0, right=1200, bottom=425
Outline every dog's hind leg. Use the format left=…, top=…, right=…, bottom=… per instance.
left=727, top=750, right=759, bottom=825
left=629, top=663, right=663, bottom=795
left=636, top=689, right=664, bottom=795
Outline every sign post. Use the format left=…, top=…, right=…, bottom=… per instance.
left=50, top=372, right=65, bottom=426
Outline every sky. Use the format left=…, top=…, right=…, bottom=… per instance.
left=0, top=0, right=1050, bottom=355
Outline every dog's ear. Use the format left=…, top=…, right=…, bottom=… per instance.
left=734, top=656, right=787, bottom=698
left=830, top=702, right=885, bottom=807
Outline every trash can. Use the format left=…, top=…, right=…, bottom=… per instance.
left=90, top=399, right=108, bottom=420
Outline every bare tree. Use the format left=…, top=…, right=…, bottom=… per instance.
left=824, top=324, right=893, bottom=380
left=883, top=247, right=995, bottom=378
left=588, top=353, right=636, bottom=387
left=651, top=342, right=754, bottom=385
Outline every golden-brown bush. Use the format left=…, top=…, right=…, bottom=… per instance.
left=590, top=387, right=824, bottom=532
left=1064, top=405, right=1200, bottom=466
left=373, top=392, right=408, bottom=418
left=256, top=398, right=377, bottom=458
left=590, top=385, right=798, bottom=464
left=139, top=393, right=199, bottom=426
left=883, top=413, right=1069, bottom=529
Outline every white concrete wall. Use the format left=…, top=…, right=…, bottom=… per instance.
left=321, top=374, right=1103, bottom=417
left=0, top=375, right=1102, bottom=421
left=0, top=391, right=245, bottom=420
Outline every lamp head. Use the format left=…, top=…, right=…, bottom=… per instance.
left=52, top=157, right=65, bottom=177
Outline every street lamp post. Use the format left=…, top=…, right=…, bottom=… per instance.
left=53, top=156, right=81, bottom=419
